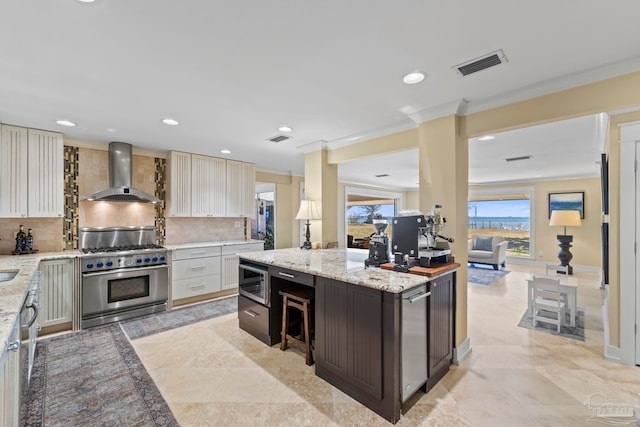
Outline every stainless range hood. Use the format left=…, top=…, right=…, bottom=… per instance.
left=85, top=142, right=161, bottom=204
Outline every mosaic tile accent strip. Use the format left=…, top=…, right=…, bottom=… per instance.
left=63, top=146, right=79, bottom=250
left=154, top=157, right=166, bottom=245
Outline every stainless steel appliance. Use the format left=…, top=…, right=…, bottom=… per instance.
left=392, top=205, right=455, bottom=268
left=84, top=142, right=160, bottom=203
left=401, top=284, right=430, bottom=403
left=238, top=261, right=270, bottom=306
left=80, top=227, right=168, bottom=328
left=365, top=219, right=390, bottom=267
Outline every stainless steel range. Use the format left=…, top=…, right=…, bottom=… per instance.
left=80, top=226, right=169, bottom=328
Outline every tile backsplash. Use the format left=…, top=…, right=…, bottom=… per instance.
left=0, top=218, right=64, bottom=254
left=165, top=217, right=246, bottom=244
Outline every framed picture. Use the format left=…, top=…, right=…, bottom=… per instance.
left=548, top=191, right=585, bottom=219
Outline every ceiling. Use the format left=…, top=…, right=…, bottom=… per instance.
left=1, top=1, right=640, bottom=184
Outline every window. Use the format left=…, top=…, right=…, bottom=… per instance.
left=468, top=196, right=531, bottom=257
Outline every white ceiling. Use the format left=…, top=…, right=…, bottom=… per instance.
left=1, top=1, right=640, bottom=184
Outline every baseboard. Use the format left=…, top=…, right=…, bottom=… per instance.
left=604, top=344, right=622, bottom=363
left=453, top=337, right=472, bottom=365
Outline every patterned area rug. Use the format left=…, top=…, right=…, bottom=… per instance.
left=22, top=324, right=179, bottom=427
left=517, top=308, right=585, bottom=341
left=121, top=295, right=237, bottom=340
left=467, top=265, right=510, bottom=285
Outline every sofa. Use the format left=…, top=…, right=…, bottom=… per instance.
left=468, top=235, right=508, bottom=270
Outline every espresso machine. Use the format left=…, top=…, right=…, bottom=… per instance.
left=391, top=205, right=454, bottom=270
left=364, top=219, right=390, bottom=267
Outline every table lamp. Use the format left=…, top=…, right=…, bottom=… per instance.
left=549, top=210, right=582, bottom=275
left=296, top=199, right=321, bottom=250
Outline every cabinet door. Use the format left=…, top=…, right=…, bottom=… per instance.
left=221, top=254, right=239, bottom=289
left=315, top=277, right=349, bottom=376
left=1, top=318, right=20, bottom=427
left=27, top=129, right=64, bottom=217
left=429, top=274, right=453, bottom=379
left=241, top=162, right=256, bottom=216
left=225, top=160, right=243, bottom=216
left=39, top=258, right=74, bottom=329
left=208, top=157, right=226, bottom=216
left=168, top=151, right=191, bottom=216
left=0, top=125, right=28, bottom=218
left=191, top=154, right=211, bottom=217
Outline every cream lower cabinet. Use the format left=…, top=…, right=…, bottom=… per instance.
left=0, top=317, right=20, bottom=427
left=221, top=242, right=264, bottom=290
left=172, top=246, right=222, bottom=300
left=39, top=258, right=75, bottom=330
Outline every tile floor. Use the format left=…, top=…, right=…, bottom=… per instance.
left=131, top=265, right=640, bottom=426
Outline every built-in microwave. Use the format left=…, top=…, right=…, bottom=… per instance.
left=238, top=261, right=270, bottom=306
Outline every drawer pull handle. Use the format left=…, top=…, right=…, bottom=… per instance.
left=6, top=340, right=20, bottom=352
left=243, top=309, right=258, bottom=318
left=278, top=272, right=295, bottom=279
left=190, top=251, right=207, bottom=255
left=409, top=291, right=431, bottom=303
left=191, top=284, right=206, bottom=289
left=191, top=265, right=206, bottom=269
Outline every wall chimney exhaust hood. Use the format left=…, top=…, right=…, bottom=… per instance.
left=85, top=142, right=161, bottom=204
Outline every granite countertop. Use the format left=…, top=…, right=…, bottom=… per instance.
left=0, top=251, right=79, bottom=363
left=165, top=240, right=264, bottom=250
left=239, top=248, right=457, bottom=293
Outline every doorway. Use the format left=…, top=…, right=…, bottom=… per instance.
left=253, top=183, right=275, bottom=250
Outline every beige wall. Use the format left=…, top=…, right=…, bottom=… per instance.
left=256, top=171, right=303, bottom=249
left=165, top=217, right=245, bottom=244
left=403, top=191, right=419, bottom=211
left=0, top=218, right=64, bottom=254
left=471, top=177, right=602, bottom=268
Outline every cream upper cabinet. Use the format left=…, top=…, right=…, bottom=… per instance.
left=0, top=125, right=63, bottom=218
left=167, top=151, right=192, bottom=217
left=226, top=160, right=255, bottom=217
left=191, top=154, right=226, bottom=217
left=27, top=128, right=64, bottom=217
left=0, top=125, right=28, bottom=218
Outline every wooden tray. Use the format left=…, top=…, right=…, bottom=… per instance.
left=380, top=261, right=460, bottom=277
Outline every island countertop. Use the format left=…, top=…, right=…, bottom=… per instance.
left=239, top=247, right=458, bottom=293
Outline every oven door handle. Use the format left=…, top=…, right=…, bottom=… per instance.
left=82, top=264, right=168, bottom=277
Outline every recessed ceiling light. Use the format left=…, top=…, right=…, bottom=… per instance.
left=106, top=128, right=116, bottom=133
left=56, top=120, right=76, bottom=127
left=278, top=125, right=293, bottom=133
left=76, top=0, right=95, bottom=3
left=402, top=71, right=426, bottom=85
left=478, top=135, right=495, bottom=141
left=162, top=118, right=179, bottom=126
left=220, top=149, right=231, bottom=154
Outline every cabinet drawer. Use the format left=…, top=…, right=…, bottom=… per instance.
left=238, top=295, right=269, bottom=337
left=270, top=266, right=314, bottom=287
left=173, top=246, right=222, bottom=260
left=172, top=257, right=221, bottom=279
left=172, top=275, right=221, bottom=300
left=221, top=242, right=264, bottom=255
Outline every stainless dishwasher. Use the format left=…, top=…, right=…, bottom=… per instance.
left=401, top=284, right=430, bottom=403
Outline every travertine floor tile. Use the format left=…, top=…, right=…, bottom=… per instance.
left=130, top=264, right=635, bottom=426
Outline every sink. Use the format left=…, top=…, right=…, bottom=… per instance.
left=0, top=270, right=19, bottom=282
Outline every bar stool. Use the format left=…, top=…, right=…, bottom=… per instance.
left=279, top=287, right=314, bottom=365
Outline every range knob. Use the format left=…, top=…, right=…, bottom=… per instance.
left=144, top=257, right=151, bottom=263
left=96, top=262, right=104, bottom=268
left=86, top=263, right=94, bottom=269
left=136, top=258, right=142, bottom=264
left=152, top=257, right=158, bottom=262
left=106, top=261, right=113, bottom=267
left=159, top=256, right=166, bottom=261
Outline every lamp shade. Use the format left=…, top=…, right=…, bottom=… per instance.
left=296, top=199, right=321, bottom=220
left=549, top=210, right=582, bottom=227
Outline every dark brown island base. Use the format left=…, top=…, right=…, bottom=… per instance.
left=238, top=248, right=459, bottom=424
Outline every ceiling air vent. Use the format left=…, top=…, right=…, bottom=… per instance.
left=454, top=49, right=507, bottom=77
left=504, top=155, right=532, bottom=162
left=374, top=174, right=390, bottom=178
left=267, top=134, right=291, bottom=143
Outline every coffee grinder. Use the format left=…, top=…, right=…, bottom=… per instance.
left=365, top=219, right=390, bottom=267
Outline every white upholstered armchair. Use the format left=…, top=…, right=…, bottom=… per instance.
left=468, top=235, right=508, bottom=270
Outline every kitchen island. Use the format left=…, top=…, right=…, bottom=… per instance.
left=238, top=248, right=459, bottom=424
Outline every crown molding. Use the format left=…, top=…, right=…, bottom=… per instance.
left=325, top=121, right=416, bottom=150
left=296, top=139, right=328, bottom=153
left=408, top=99, right=468, bottom=124
left=464, top=55, right=640, bottom=115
